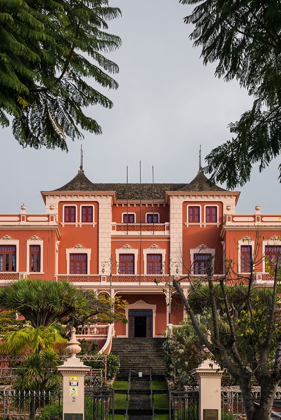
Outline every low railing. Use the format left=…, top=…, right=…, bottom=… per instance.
left=224, top=213, right=281, bottom=226
left=112, top=222, right=170, bottom=234
left=0, top=389, right=62, bottom=420
left=76, top=324, right=109, bottom=339
left=124, top=369, right=131, bottom=420
left=150, top=370, right=156, bottom=420
left=0, top=213, right=57, bottom=225
left=221, top=386, right=281, bottom=419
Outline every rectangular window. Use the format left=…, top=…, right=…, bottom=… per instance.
left=30, top=245, right=40, bottom=272
left=70, top=254, right=87, bottom=274
left=119, top=254, right=134, bottom=274
left=82, top=206, right=93, bottom=223
left=0, top=246, right=16, bottom=272
left=265, top=246, right=281, bottom=271
left=123, top=214, right=135, bottom=223
left=194, top=253, right=211, bottom=275
left=206, top=206, right=217, bottom=223
left=189, top=206, right=200, bottom=223
left=241, top=246, right=252, bottom=272
left=147, top=213, right=159, bottom=223
left=65, top=206, right=76, bottom=223
left=147, top=254, right=162, bottom=274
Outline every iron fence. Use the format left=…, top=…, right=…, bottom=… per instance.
left=169, top=387, right=199, bottom=420
left=0, top=389, right=62, bottom=420
left=84, top=375, right=114, bottom=420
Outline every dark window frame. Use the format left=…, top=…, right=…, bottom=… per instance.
left=188, top=206, right=200, bottom=223
left=206, top=206, right=218, bottom=223
left=194, top=253, right=212, bottom=275
left=30, top=245, right=41, bottom=272
left=64, top=206, right=76, bottom=223
left=82, top=206, right=93, bottom=223
left=122, top=214, right=135, bottom=223
left=241, top=245, right=252, bottom=272
left=70, top=254, right=87, bottom=274
left=0, top=246, right=16, bottom=272
left=265, top=245, right=281, bottom=271
left=147, top=254, right=162, bottom=274
left=146, top=213, right=159, bottom=223
left=119, top=254, right=135, bottom=274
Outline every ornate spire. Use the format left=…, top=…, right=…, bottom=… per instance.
left=199, top=145, right=202, bottom=172
left=80, top=145, right=84, bottom=172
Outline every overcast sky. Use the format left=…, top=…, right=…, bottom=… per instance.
left=0, top=0, right=280, bottom=214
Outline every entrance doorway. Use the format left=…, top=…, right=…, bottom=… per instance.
left=128, top=309, right=153, bottom=338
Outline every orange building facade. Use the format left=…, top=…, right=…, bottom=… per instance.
left=0, top=167, right=280, bottom=349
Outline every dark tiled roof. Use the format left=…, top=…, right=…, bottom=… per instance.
left=54, top=170, right=226, bottom=199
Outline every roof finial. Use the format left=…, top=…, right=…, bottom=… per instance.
left=80, top=145, right=84, bottom=172
left=199, top=145, right=202, bottom=172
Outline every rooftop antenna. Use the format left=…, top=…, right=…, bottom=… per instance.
left=199, top=145, right=202, bottom=172
left=80, top=145, right=84, bottom=172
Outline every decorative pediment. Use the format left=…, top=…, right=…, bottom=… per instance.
left=73, top=243, right=85, bottom=249
left=29, top=235, right=41, bottom=241
left=268, top=235, right=280, bottom=242
left=198, top=244, right=207, bottom=250
left=149, top=244, right=160, bottom=249
left=241, top=236, right=253, bottom=242
left=1, top=235, right=13, bottom=241
left=122, top=244, right=133, bottom=249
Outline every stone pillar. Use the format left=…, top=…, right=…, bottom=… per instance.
left=58, top=328, right=90, bottom=420
left=191, top=359, right=223, bottom=420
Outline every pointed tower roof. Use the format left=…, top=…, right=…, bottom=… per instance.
left=54, top=169, right=101, bottom=192
left=180, top=169, right=226, bottom=192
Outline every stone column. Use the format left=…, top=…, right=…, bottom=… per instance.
left=191, top=359, right=223, bottom=420
left=58, top=328, right=90, bottom=420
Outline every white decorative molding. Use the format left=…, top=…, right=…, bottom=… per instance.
left=125, top=299, right=157, bottom=338
left=262, top=236, right=281, bottom=272
left=29, top=235, right=42, bottom=241
left=149, top=244, right=160, bottom=249
left=66, top=245, right=91, bottom=274
left=1, top=235, right=13, bottom=241
left=190, top=245, right=215, bottom=275
left=268, top=235, right=280, bottom=242
left=115, top=245, right=138, bottom=275
left=241, top=235, right=253, bottom=243
left=237, top=237, right=255, bottom=273
left=27, top=237, right=44, bottom=274
left=122, top=244, right=133, bottom=249
left=143, top=246, right=166, bottom=274
left=73, top=243, right=86, bottom=249
left=0, top=237, right=19, bottom=272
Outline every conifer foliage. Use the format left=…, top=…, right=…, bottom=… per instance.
left=181, top=0, right=281, bottom=187
left=0, top=0, right=121, bottom=149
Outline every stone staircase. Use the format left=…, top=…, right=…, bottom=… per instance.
left=111, top=337, right=166, bottom=377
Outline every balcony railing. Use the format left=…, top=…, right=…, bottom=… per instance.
left=224, top=213, right=281, bottom=226
left=112, top=222, right=170, bottom=235
left=0, top=213, right=57, bottom=225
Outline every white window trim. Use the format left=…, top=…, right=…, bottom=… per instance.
left=143, top=246, right=166, bottom=275
left=115, top=246, right=138, bottom=275
left=121, top=212, right=136, bottom=223
left=204, top=204, right=219, bottom=227
left=0, top=236, right=19, bottom=273
left=186, top=205, right=202, bottom=227
left=62, top=204, right=78, bottom=227
left=145, top=212, right=160, bottom=223
left=190, top=244, right=215, bottom=275
left=66, top=244, right=91, bottom=275
left=27, top=236, right=44, bottom=274
left=79, top=204, right=96, bottom=227
left=238, top=236, right=254, bottom=274
left=262, top=236, right=281, bottom=273
left=125, top=299, right=157, bottom=338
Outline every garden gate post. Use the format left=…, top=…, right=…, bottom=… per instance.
left=191, top=359, right=223, bottom=420
left=58, top=328, right=90, bottom=420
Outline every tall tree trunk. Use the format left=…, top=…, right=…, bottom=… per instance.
left=241, top=375, right=278, bottom=420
